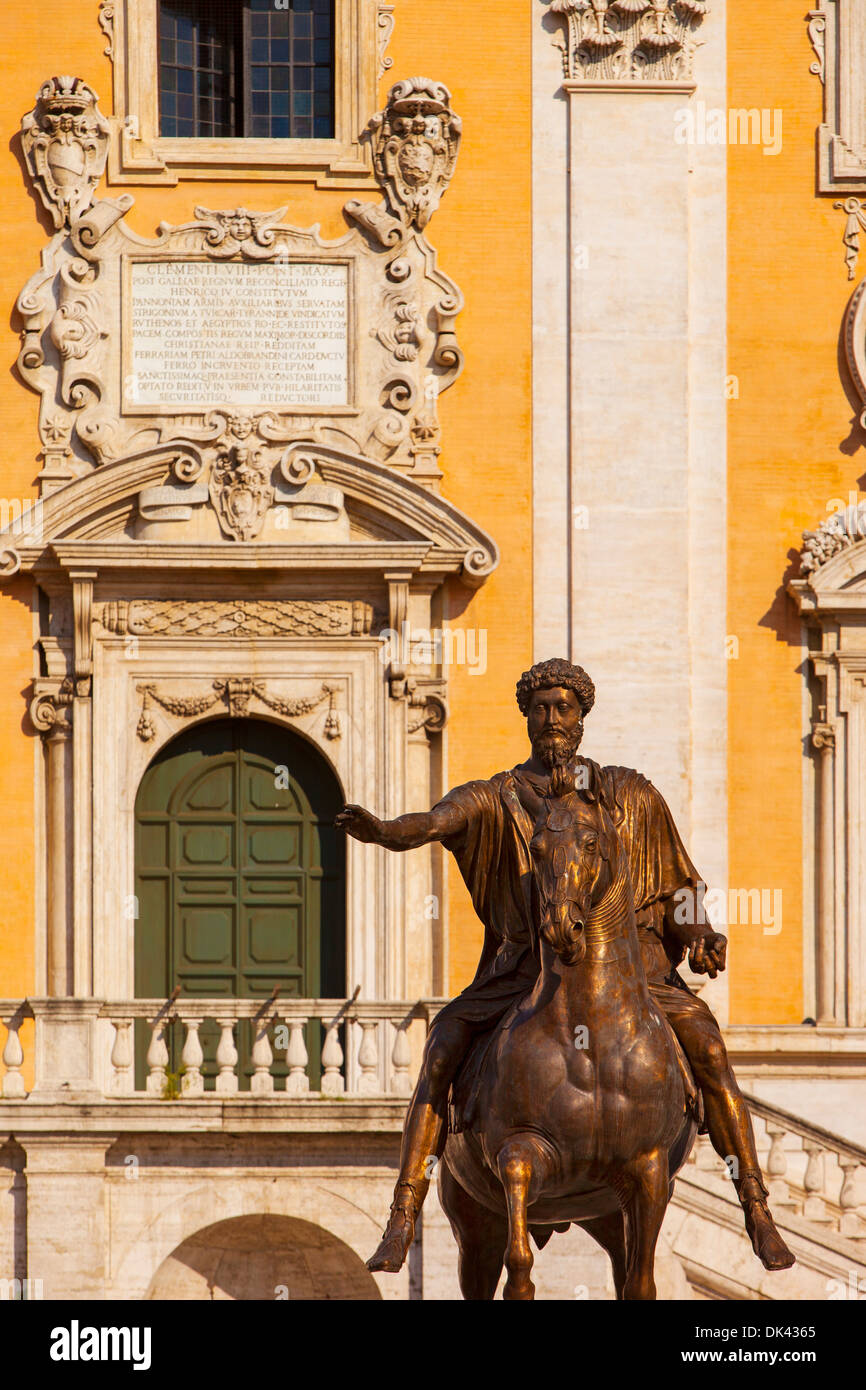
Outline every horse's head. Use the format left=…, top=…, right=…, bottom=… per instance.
left=529, top=795, right=616, bottom=965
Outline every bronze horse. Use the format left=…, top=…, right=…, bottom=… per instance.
left=438, top=789, right=699, bottom=1300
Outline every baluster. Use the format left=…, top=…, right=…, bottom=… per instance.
left=181, top=1018, right=204, bottom=1097
left=215, top=1019, right=239, bottom=1095
left=145, top=1019, right=170, bottom=1096
left=284, top=1019, right=309, bottom=1095
left=250, top=1014, right=274, bottom=1095
left=839, top=1157, right=866, bottom=1240
left=321, top=1019, right=345, bottom=1096
left=109, top=1019, right=134, bottom=1096
left=802, top=1140, right=830, bottom=1223
left=391, top=1020, right=412, bottom=1097
left=765, top=1124, right=792, bottom=1208
left=357, top=1020, right=380, bottom=1094
left=2, top=1019, right=26, bottom=1099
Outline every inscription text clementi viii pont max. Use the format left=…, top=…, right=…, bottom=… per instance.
left=337, top=659, right=796, bottom=1300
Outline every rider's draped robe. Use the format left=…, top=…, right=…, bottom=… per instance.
left=437, top=757, right=711, bottom=1127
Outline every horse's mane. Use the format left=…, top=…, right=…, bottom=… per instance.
left=535, top=789, right=630, bottom=963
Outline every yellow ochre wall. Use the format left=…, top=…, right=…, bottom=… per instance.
left=0, top=4, right=533, bottom=1002
left=727, top=3, right=849, bottom=1023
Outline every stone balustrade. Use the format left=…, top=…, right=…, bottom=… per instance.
left=686, top=1093, right=866, bottom=1246
left=0, top=996, right=445, bottom=1100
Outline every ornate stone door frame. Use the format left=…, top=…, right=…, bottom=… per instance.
left=791, top=529, right=866, bottom=1026
left=4, top=445, right=497, bottom=1015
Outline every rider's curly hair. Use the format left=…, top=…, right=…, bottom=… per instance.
left=515, top=658, right=596, bottom=718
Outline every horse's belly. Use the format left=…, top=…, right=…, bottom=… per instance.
left=443, top=1133, right=620, bottom=1224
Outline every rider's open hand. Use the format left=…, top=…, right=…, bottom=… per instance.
left=688, top=932, right=727, bottom=977
left=335, top=804, right=384, bottom=844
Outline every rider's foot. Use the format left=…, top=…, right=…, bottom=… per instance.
left=739, top=1178, right=796, bottom=1271
left=366, top=1188, right=418, bottom=1273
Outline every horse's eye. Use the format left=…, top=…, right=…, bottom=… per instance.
left=586, top=838, right=597, bottom=851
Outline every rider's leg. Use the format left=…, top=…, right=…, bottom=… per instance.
left=666, top=1005, right=795, bottom=1271
left=367, top=1015, right=473, bottom=1273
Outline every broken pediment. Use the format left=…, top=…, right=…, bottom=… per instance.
left=0, top=440, right=498, bottom=589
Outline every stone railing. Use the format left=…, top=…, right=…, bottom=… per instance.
left=685, top=1094, right=866, bottom=1245
left=0, top=996, right=446, bottom=1100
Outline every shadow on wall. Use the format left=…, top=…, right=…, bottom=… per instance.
left=145, top=1213, right=381, bottom=1301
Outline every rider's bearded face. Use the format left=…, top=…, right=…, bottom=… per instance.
left=527, top=687, right=584, bottom=795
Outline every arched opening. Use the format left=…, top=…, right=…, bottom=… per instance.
left=134, top=717, right=345, bottom=1088
left=145, top=1215, right=381, bottom=1300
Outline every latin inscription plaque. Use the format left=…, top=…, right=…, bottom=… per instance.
left=126, top=259, right=350, bottom=409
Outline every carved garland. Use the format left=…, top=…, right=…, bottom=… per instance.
left=136, top=680, right=341, bottom=742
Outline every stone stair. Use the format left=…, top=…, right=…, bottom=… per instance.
left=420, top=1093, right=866, bottom=1299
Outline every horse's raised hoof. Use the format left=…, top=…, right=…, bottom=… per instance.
left=366, top=1208, right=416, bottom=1273
left=744, top=1199, right=796, bottom=1271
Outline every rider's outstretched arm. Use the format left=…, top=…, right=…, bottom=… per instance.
left=335, top=799, right=467, bottom=851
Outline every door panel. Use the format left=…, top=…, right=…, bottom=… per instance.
left=134, top=717, right=345, bottom=1089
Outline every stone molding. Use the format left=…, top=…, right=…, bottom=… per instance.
left=545, top=0, right=708, bottom=91
left=807, top=1, right=866, bottom=194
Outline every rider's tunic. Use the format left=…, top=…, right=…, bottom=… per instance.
left=435, top=757, right=718, bottom=1040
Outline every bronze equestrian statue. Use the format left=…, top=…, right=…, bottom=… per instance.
left=336, top=658, right=795, bottom=1298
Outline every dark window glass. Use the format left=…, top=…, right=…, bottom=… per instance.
left=158, top=0, right=335, bottom=139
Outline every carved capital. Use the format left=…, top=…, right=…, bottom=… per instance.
left=546, top=0, right=708, bottom=89
left=811, top=722, right=836, bottom=753
left=20, top=76, right=111, bottom=230
left=30, top=677, right=74, bottom=738
left=407, top=679, right=448, bottom=736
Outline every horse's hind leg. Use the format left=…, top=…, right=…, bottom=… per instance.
left=619, top=1148, right=669, bottom=1301
left=578, top=1211, right=627, bottom=1300
left=438, top=1158, right=506, bottom=1300
left=497, top=1138, right=546, bottom=1301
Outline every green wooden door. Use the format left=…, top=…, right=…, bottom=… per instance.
left=134, top=718, right=345, bottom=1090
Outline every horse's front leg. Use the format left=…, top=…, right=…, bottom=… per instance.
left=497, top=1138, right=547, bottom=1300
left=619, top=1147, right=669, bottom=1301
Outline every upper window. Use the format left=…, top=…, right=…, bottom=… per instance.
left=105, top=0, right=383, bottom=186
left=158, top=0, right=334, bottom=140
